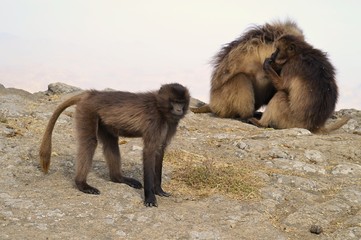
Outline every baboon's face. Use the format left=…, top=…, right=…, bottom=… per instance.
left=272, top=38, right=296, bottom=66
left=158, top=83, right=190, bottom=120
left=170, top=101, right=187, bottom=118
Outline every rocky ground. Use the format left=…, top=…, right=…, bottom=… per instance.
left=0, top=82, right=360, bottom=240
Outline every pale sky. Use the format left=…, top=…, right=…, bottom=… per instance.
left=0, top=0, right=360, bottom=110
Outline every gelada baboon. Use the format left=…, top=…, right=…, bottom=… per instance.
left=249, top=35, right=349, bottom=133
left=191, top=20, right=304, bottom=119
left=39, top=83, right=190, bottom=207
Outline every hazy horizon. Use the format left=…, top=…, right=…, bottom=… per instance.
left=1, top=0, right=360, bottom=110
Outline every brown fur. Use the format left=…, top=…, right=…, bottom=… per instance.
left=190, top=20, right=304, bottom=118
left=249, top=35, right=348, bottom=133
left=39, top=83, right=190, bottom=207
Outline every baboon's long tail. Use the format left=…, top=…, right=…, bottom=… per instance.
left=318, top=116, right=351, bottom=134
left=190, top=104, right=212, bottom=114
left=39, top=93, right=84, bottom=173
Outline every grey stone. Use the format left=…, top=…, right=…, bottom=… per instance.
left=47, top=82, right=82, bottom=94
left=0, top=85, right=360, bottom=239
left=304, top=150, right=325, bottom=164
left=332, top=163, right=361, bottom=175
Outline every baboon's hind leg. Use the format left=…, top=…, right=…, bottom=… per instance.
left=74, top=112, right=100, bottom=194
left=255, top=91, right=294, bottom=129
left=97, top=125, right=142, bottom=189
left=210, top=73, right=255, bottom=119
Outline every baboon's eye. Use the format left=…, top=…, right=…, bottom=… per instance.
left=288, top=44, right=295, bottom=52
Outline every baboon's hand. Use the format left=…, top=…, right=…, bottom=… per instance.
left=263, top=58, right=273, bottom=72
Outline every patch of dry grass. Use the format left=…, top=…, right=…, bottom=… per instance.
left=164, top=150, right=264, bottom=200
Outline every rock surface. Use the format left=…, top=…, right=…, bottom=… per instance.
left=0, top=82, right=360, bottom=239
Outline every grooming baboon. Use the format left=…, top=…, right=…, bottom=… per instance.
left=39, top=83, right=190, bottom=207
left=191, top=20, right=304, bottom=119
left=249, top=35, right=348, bottom=132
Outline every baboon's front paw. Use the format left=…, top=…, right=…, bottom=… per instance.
left=144, top=195, right=158, bottom=207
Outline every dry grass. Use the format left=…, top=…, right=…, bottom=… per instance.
left=164, top=149, right=264, bottom=201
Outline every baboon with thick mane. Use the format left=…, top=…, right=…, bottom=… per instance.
left=191, top=20, right=304, bottom=119
left=249, top=35, right=348, bottom=132
left=39, top=83, right=190, bottom=207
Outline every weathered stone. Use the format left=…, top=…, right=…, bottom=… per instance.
left=47, top=82, right=82, bottom=94
left=233, top=140, right=249, bottom=150
left=0, top=83, right=360, bottom=240
left=304, top=150, right=325, bottom=164
left=332, top=163, right=361, bottom=175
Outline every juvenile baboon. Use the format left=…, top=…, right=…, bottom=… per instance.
left=191, top=20, right=304, bottom=119
left=39, top=83, right=190, bottom=207
left=249, top=35, right=348, bottom=132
